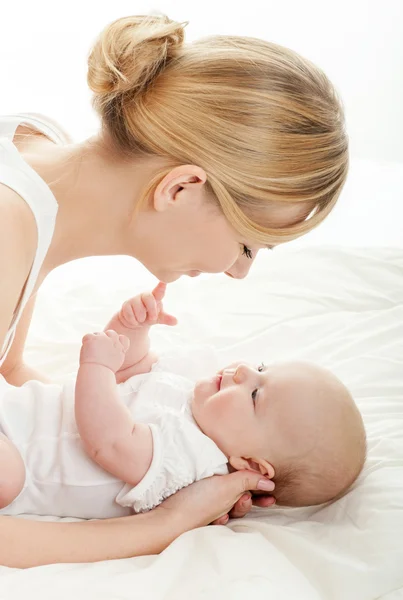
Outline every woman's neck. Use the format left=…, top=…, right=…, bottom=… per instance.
left=24, top=136, right=157, bottom=272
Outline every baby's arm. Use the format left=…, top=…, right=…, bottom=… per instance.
left=75, top=331, right=153, bottom=485
left=104, top=282, right=177, bottom=383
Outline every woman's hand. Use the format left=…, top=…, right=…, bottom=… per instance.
left=158, top=470, right=275, bottom=530
left=225, top=489, right=276, bottom=522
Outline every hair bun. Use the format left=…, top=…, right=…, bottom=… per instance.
left=87, top=15, right=185, bottom=99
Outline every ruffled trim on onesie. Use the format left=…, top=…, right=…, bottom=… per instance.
left=116, top=408, right=228, bottom=513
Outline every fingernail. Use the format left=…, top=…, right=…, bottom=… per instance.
left=257, top=479, right=275, bottom=492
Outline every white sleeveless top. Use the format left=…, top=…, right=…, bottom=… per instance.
left=0, top=113, right=71, bottom=366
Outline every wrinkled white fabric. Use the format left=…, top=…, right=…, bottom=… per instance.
left=1, top=245, right=401, bottom=599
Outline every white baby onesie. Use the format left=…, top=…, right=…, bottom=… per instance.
left=0, top=348, right=228, bottom=519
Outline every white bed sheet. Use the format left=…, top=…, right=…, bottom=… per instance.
left=1, top=244, right=402, bottom=600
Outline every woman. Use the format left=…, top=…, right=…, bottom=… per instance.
left=0, top=14, right=348, bottom=567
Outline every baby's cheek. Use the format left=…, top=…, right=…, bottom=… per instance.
left=212, top=390, right=237, bottom=418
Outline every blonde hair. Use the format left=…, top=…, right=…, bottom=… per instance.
left=88, top=15, right=349, bottom=245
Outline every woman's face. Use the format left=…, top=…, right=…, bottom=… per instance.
left=130, top=165, right=308, bottom=283
left=142, top=209, right=261, bottom=283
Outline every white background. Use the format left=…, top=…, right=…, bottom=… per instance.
left=0, top=0, right=402, bottom=250
left=0, top=9, right=402, bottom=595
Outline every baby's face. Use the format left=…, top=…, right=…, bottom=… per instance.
left=192, top=361, right=336, bottom=465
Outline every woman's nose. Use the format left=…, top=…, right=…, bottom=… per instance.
left=225, top=253, right=258, bottom=279
left=225, top=263, right=252, bottom=279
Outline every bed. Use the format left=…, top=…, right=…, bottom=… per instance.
left=1, top=159, right=402, bottom=600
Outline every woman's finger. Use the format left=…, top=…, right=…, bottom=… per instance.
left=228, top=492, right=252, bottom=519
left=158, top=470, right=275, bottom=531
left=252, top=495, right=276, bottom=508
left=211, top=514, right=229, bottom=526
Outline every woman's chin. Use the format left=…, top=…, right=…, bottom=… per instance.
left=154, top=270, right=182, bottom=284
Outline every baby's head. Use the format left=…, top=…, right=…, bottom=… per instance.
left=192, top=360, right=366, bottom=506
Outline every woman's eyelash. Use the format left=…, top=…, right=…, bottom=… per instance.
left=242, top=245, right=253, bottom=259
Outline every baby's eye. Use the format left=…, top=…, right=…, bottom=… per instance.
left=251, top=389, right=258, bottom=402
left=242, top=245, right=253, bottom=260
left=257, top=363, right=266, bottom=372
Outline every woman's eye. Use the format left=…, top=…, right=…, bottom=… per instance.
left=257, top=363, right=266, bottom=372
left=252, top=389, right=258, bottom=402
left=242, top=245, right=253, bottom=260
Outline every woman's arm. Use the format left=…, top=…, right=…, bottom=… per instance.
left=0, top=469, right=275, bottom=568
left=0, top=509, right=173, bottom=568
left=0, top=295, right=50, bottom=385
left=0, top=187, right=44, bottom=385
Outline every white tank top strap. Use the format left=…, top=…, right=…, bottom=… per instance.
left=0, top=113, right=71, bottom=366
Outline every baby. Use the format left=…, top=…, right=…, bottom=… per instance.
left=0, top=284, right=366, bottom=519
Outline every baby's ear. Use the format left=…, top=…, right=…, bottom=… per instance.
left=229, top=456, right=275, bottom=478
left=229, top=456, right=252, bottom=472
left=256, top=458, right=275, bottom=479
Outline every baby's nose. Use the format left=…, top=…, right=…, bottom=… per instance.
left=230, top=364, right=250, bottom=383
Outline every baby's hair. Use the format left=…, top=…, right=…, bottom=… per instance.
left=87, top=14, right=349, bottom=245
left=273, top=435, right=367, bottom=507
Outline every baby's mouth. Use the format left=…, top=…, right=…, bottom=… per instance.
left=216, top=374, right=222, bottom=391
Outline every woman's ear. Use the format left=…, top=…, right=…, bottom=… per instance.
left=229, top=456, right=275, bottom=479
left=153, top=165, right=207, bottom=212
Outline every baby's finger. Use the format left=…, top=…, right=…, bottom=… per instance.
left=121, top=301, right=139, bottom=327
left=158, top=311, right=178, bottom=326
left=141, top=293, right=158, bottom=322
left=118, top=335, right=130, bottom=352
left=132, top=297, right=147, bottom=323
left=82, top=333, right=97, bottom=344
left=105, top=330, right=119, bottom=340
left=152, top=282, right=167, bottom=303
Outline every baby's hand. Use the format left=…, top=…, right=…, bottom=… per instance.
left=118, top=282, right=178, bottom=330
left=79, top=331, right=130, bottom=373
